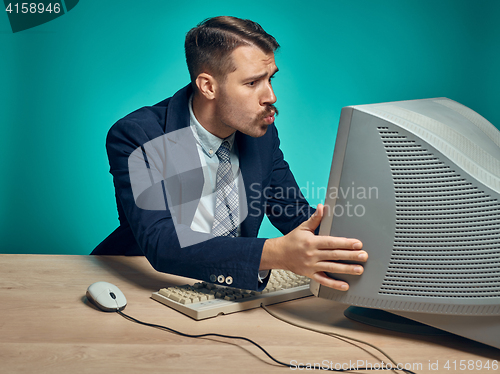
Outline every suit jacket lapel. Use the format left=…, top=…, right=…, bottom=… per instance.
left=164, top=84, right=264, bottom=239
left=163, top=85, right=204, bottom=226
left=236, top=133, right=262, bottom=238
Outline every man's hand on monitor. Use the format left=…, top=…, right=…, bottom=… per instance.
left=261, top=204, right=368, bottom=291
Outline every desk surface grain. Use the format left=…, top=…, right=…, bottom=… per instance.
left=0, top=254, right=498, bottom=373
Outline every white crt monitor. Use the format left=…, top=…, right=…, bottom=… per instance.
left=311, top=98, right=500, bottom=349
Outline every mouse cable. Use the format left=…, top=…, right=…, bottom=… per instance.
left=261, top=304, right=416, bottom=374
left=116, top=309, right=414, bottom=373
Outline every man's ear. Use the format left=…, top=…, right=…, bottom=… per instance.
left=195, top=73, right=218, bottom=100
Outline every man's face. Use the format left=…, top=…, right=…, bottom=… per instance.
left=214, top=45, right=278, bottom=138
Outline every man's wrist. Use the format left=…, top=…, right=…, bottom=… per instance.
left=260, top=237, right=282, bottom=271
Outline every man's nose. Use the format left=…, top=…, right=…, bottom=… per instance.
left=261, top=81, right=277, bottom=106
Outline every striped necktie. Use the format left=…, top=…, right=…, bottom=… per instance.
left=212, top=141, right=238, bottom=237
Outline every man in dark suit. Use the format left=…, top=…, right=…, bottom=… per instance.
left=92, top=16, right=367, bottom=291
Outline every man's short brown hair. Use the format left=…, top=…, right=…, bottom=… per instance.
left=185, top=16, right=279, bottom=86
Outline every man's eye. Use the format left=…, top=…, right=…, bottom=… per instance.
left=248, top=81, right=256, bottom=86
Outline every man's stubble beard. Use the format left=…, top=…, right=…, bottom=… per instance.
left=216, top=87, right=279, bottom=138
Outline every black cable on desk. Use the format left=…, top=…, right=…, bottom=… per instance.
left=116, top=310, right=416, bottom=373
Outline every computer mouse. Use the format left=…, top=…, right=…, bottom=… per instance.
left=86, top=281, right=127, bottom=312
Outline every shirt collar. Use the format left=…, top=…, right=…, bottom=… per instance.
left=189, top=95, right=235, bottom=158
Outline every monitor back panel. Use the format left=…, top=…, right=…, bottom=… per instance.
left=312, top=99, right=500, bottom=318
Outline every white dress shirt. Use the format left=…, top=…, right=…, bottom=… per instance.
left=188, top=95, right=240, bottom=235
left=188, top=95, right=269, bottom=282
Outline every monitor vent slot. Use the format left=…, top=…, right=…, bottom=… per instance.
left=377, top=127, right=500, bottom=299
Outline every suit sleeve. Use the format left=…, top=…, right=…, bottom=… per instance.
left=264, top=125, right=317, bottom=233
left=106, top=119, right=268, bottom=290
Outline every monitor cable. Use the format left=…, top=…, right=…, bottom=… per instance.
left=116, top=309, right=416, bottom=374
left=261, top=303, right=416, bottom=374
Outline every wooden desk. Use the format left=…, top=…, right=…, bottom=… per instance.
left=0, top=254, right=498, bottom=373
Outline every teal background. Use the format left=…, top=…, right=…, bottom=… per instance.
left=1, top=0, right=499, bottom=254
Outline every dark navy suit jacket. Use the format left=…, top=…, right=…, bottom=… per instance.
left=92, top=84, right=314, bottom=290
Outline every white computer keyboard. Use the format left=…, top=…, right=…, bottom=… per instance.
left=151, top=270, right=312, bottom=320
